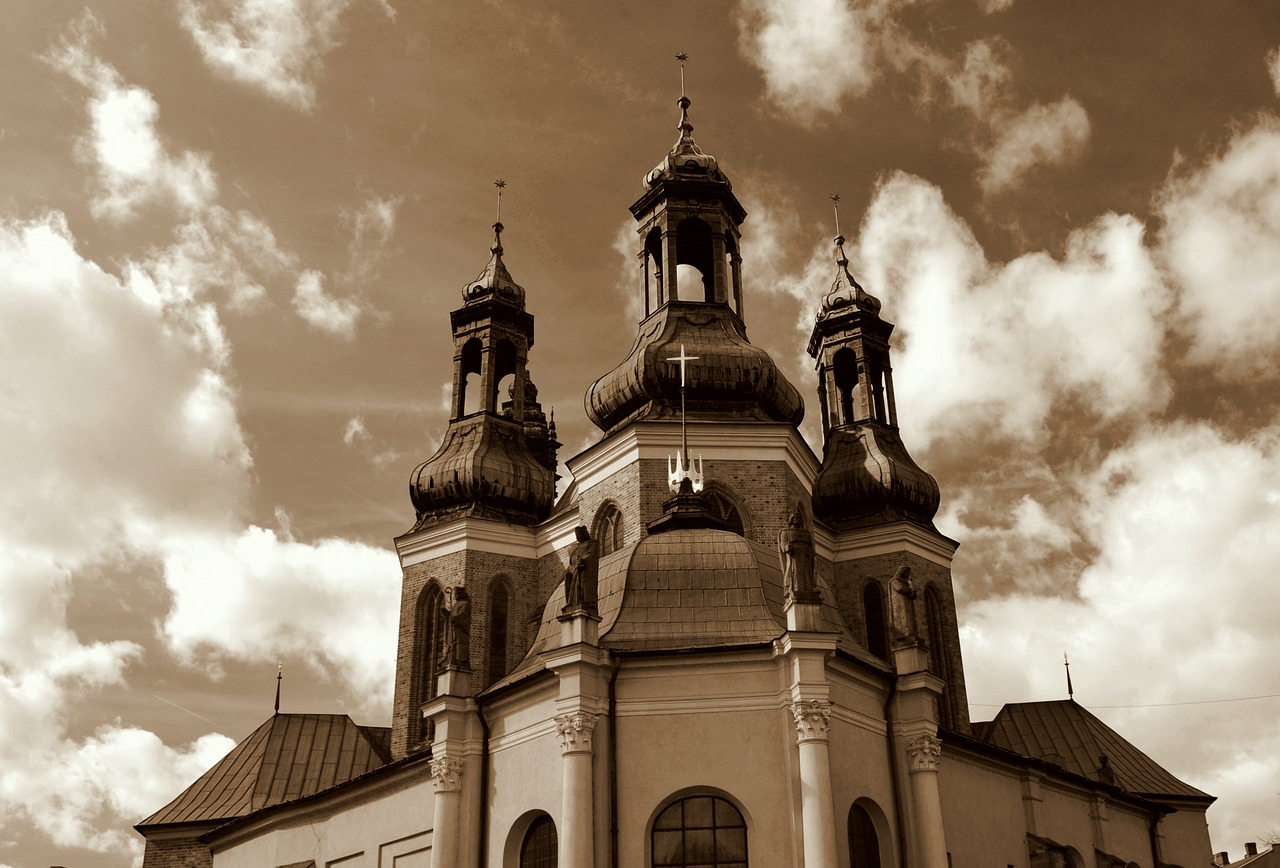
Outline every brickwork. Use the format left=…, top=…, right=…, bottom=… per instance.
left=831, top=546, right=971, bottom=734
left=140, top=836, right=212, bottom=868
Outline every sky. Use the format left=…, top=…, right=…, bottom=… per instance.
left=1, top=0, right=1279, bottom=865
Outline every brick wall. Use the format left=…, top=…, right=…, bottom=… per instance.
left=140, top=836, right=212, bottom=868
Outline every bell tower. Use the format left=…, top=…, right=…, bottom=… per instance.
left=807, top=229, right=971, bottom=733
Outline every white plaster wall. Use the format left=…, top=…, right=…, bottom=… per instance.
left=211, top=776, right=433, bottom=868
left=938, top=751, right=1032, bottom=867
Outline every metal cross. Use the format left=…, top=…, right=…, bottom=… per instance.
left=667, top=344, right=698, bottom=388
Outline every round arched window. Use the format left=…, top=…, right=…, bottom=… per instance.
left=520, top=814, right=557, bottom=868
left=651, top=794, right=747, bottom=868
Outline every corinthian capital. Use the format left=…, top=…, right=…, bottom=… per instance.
left=555, top=711, right=599, bottom=755
left=429, top=755, right=464, bottom=792
left=906, top=734, right=942, bottom=772
left=790, top=700, right=832, bottom=743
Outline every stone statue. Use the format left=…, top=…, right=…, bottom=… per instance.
left=562, top=526, right=599, bottom=615
left=889, top=566, right=917, bottom=642
left=778, top=507, right=818, bottom=604
left=440, top=586, right=471, bottom=669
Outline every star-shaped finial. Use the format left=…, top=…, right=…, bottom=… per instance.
left=675, top=53, right=689, bottom=96
left=829, top=192, right=842, bottom=237
left=494, top=179, right=506, bottom=223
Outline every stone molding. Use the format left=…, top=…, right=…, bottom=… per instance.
left=429, top=756, right=465, bottom=793
left=906, top=734, right=942, bottom=772
left=555, top=711, right=599, bottom=755
left=790, top=700, right=833, bottom=743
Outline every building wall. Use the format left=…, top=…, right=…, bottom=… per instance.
left=211, top=777, right=434, bottom=868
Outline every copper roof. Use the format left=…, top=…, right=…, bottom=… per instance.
left=138, top=714, right=392, bottom=827
left=977, top=700, right=1211, bottom=801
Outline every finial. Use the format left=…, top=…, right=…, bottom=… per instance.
left=491, top=180, right=506, bottom=255
left=666, top=344, right=704, bottom=492
left=829, top=193, right=842, bottom=237
left=1064, top=651, right=1074, bottom=699
left=675, top=52, right=688, bottom=97
left=494, top=178, right=505, bottom=222
left=274, top=662, right=282, bottom=714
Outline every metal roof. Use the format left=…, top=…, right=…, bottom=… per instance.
left=138, top=714, right=391, bottom=827
left=978, top=700, right=1210, bottom=800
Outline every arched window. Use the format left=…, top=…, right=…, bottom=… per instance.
left=487, top=578, right=512, bottom=686
left=416, top=582, right=445, bottom=743
left=675, top=217, right=715, bottom=302
left=703, top=487, right=745, bottom=537
left=652, top=794, right=747, bottom=868
left=594, top=503, right=624, bottom=556
left=459, top=339, right=482, bottom=416
left=832, top=347, right=858, bottom=426
left=848, top=803, right=882, bottom=868
left=925, top=586, right=953, bottom=729
left=863, top=581, right=888, bottom=659
left=492, top=338, right=517, bottom=413
left=520, top=814, right=557, bottom=868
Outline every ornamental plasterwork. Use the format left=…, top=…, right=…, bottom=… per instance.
left=906, top=734, right=942, bottom=771
left=429, top=756, right=465, bottom=792
left=790, top=700, right=832, bottom=743
left=555, top=711, right=599, bottom=754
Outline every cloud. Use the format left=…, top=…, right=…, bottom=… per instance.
left=736, top=0, right=886, bottom=121
left=947, top=39, right=1012, bottom=115
left=158, top=525, right=399, bottom=714
left=179, top=0, right=357, bottom=111
left=1157, top=114, right=1280, bottom=377
left=44, top=10, right=217, bottom=221
left=341, top=190, right=402, bottom=285
left=344, top=415, right=372, bottom=446
left=979, top=96, right=1091, bottom=193
left=293, top=268, right=362, bottom=336
left=853, top=172, right=1169, bottom=451
left=1268, top=46, right=1280, bottom=97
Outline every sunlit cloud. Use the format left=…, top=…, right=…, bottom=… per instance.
left=979, top=96, right=1091, bottom=193
left=179, top=0, right=359, bottom=111
left=293, top=268, right=362, bottom=337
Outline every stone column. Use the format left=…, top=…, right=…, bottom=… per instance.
left=791, top=700, right=838, bottom=868
left=557, top=711, right=599, bottom=868
left=906, top=735, right=948, bottom=868
left=429, top=755, right=464, bottom=868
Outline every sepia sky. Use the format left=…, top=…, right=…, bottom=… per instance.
left=2, top=1, right=1280, bottom=865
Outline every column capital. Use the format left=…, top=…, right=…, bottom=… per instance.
left=906, top=734, right=942, bottom=772
left=555, top=711, right=599, bottom=755
left=429, top=755, right=465, bottom=793
left=790, top=699, right=832, bottom=743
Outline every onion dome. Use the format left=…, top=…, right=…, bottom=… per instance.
left=408, top=415, right=554, bottom=529
left=817, top=235, right=880, bottom=317
left=812, top=426, right=941, bottom=530
left=644, top=96, right=731, bottom=189
left=585, top=301, right=804, bottom=432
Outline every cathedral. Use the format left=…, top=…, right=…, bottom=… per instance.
left=135, top=89, right=1215, bottom=868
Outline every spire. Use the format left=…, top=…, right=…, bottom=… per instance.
left=462, top=180, right=524, bottom=307
left=1065, top=651, right=1075, bottom=699
left=665, top=343, right=704, bottom=492
left=818, top=193, right=880, bottom=317
left=274, top=663, right=282, bottom=715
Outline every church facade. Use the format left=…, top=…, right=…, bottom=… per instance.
left=135, top=92, right=1215, bottom=868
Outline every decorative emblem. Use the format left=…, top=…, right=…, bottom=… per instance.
left=555, top=711, right=599, bottom=754
left=790, top=700, right=832, bottom=743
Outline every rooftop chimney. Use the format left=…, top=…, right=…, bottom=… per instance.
left=1214, top=853, right=1229, bottom=866
left=1246, top=843, right=1258, bottom=857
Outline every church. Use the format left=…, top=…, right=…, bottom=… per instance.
left=134, top=87, right=1215, bottom=868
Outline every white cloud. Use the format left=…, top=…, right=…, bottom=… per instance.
left=45, top=11, right=217, bottom=221
left=179, top=0, right=357, bottom=111
left=1268, top=46, right=1280, bottom=97
left=158, top=525, right=399, bottom=714
left=344, top=415, right=372, bottom=446
left=854, top=172, right=1169, bottom=450
left=948, top=39, right=1011, bottom=116
left=342, top=191, right=402, bottom=284
left=1158, top=114, right=1280, bottom=376
left=979, top=96, right=1091, bottom=193
left=736, top=0, right=886, bottom=121
left=293, top=268, right=362, bottom=337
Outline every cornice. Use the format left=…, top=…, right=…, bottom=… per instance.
left=395, top=509, right=581, bottom=567
left=814, top=520, right=959, bottom=567
left=566, top=421, right=821, bottom=495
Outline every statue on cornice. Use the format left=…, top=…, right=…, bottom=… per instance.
left=889, top=566, right=918, bottom=643
left=562, top=526, right=599, bottom=615
left=441, top=586, right=471, bottom=669
left=779, top=507, right=818, bottom=604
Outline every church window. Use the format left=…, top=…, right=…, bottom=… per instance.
left=925, top=586, right=954, bottom=729
left=416, top=582, right=445, bottom=743
left=863, top=581, right=888, bottom=659
left=520, top=814, right=558, bottom=868
left=675, top=217, right=715, bottom=302
left=459, top=339, right=482, bottom=416
left=832, top=348, right=858, bottom=426
left=594, top=503, right=624, bottom=556
left=492, top=338, right=517, bottom=414
left=848, top=803, right=882, bottom=868
left=651, top=794, right=747, bottom=868
left=487, top=578, right=512, bottom=686
left=702, top=487, right=745, bottom=537
left=645, top=227, right=664, bottom=312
